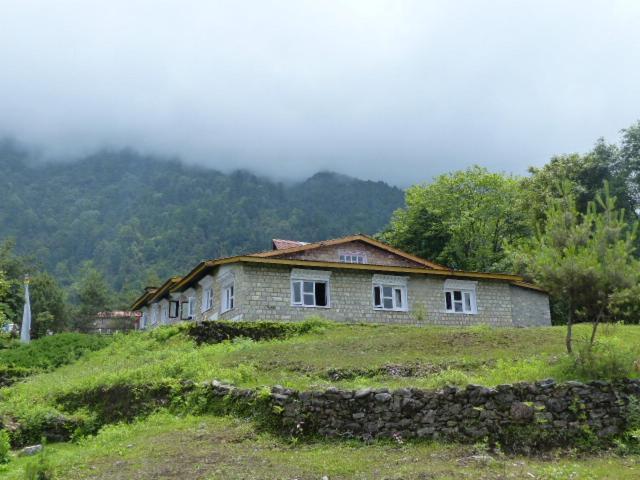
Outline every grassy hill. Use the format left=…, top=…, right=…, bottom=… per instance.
left=0, top=143, right=404, bottom=292
left=1, top=322, right=640, bottom=478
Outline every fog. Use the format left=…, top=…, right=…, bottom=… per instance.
left=1, top=1, right=639, bottom=186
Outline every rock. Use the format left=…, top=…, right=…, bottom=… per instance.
left=510, top=402, right=535, bottom=422
left=354, top=388, right=372, bottom=399
left=19, top=444, right=43, bottom=456
left=374, top=393, right=392, bottom=402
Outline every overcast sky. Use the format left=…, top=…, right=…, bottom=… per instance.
left=1, top=1, right=640, bottom=186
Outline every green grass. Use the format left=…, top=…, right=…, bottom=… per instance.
left=0, top=333, right=111, bottom=370
left=2, top=412, right=639, bottom=479
left=2, top=321, right=639, bottom=443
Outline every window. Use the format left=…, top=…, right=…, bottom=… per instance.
left=222, top=284, right=234, bottom=312
left=291, top=280, right=328, bottom=307
left=339, top=253, right=366, bottom=264
left=169, top=301, right=179, bottom=319
left=188, top=297, right=195, bottom=318
left=151, top=305, right=158, bottom=325
left=373, top=284, right=407, bottom=311
left=202, top=287, right=214, bottom=312
left=181, top=297, right=195, bottom=320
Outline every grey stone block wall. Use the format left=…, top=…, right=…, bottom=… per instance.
left=234, top=264, right=546, bottom=326
left=154, top=262, right=551, bottom=327
left=510, top=286, right=552, bottom=327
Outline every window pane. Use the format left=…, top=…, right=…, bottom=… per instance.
left=315, top=282, right=327, bottom=306
left=453, top=290, right=462, bottom=301
left=373, top=286, right=381, bottom=307
left=445, top=291, right=452, bottom=310
left=293, top=281, right=301, bottom=303
left=340, top=255, right=345, bottom=262
left=383, top=286, right=392, bottom=298
left=464, top=292, right=472, bottom=311
left=454, top=301, right=463, bottom=313
left=383, top=298, right=393, bottom=309
left=303, top=281, right=314, bottom=293
left=303, top=293, right=315, bottom=306
left=395, top=288, right=403, bottom=308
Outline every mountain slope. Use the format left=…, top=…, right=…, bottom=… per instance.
left=0, top=144, right=404, bottom=291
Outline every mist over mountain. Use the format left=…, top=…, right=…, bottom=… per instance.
left=0, top=142, right=404, bottom=293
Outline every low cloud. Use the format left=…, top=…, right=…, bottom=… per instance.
left=1, top=1, right=639, bottom=185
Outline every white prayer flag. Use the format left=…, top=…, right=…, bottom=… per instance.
left=20, top=277, right=31, bottom=343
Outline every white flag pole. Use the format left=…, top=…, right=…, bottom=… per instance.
left=20, top=275, right=31, bottom=344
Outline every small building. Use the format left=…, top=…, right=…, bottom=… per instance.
left=131, top=234, right=551, bottom=328
left=85, top=311, right=141, bottom=334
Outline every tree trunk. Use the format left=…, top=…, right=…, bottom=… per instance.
left=590, top=310, right=605, bottom=346
left=566, top=309, right=573, bottom=354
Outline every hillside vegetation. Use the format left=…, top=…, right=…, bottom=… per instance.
left=2, top=322, right=640, bottom=478
left=2, top=322, right=640, bottom=444
left=0, top=143, right=404, bottom=292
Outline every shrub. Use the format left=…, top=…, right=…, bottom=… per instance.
left=23, top=445, right=54, bottom=480
left=560, top=337, right=638, bottom=380
left=187, top=319, right=327, bottom=344
left=0, top=333, right=111, bottom=371
left=0, top=429, right=10, bottom=463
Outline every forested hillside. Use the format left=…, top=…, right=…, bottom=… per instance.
left=0, top=143, right=404, bottom=292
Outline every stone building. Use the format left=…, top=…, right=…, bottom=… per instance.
left=131, top=234, right=551, bottom=328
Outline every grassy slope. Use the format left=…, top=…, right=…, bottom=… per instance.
left=2, top=323, right=640, bottom=479
left=3, top=323, right=640, bottom=424
left=2, top=413, right=639, bottom=480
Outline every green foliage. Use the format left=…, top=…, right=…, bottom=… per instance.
left=0, top=333, right=110, bottom=370
left=71, top=263, right=113, bottom=328
left=381, top=166, right=531, bottom=271
left=616, top=397, right=640, bottom=455
left=559, top=337, right=638, bottom=381
left=187, top=319, right=328, bottom=344
left=0, top=147, right=403, bottom=296
left=510, top=181, right=640, bottom=348
left=28, top=273, right=69, bottom=336
left=23, top=445, right=54, bottom=480
left=0, top=430, right=10, bottom=464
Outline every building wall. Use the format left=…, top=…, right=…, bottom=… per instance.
left=274, top=240, right=424, bottom=267
left=233, top=264, right=545, bottom=326
left=510, top=285, right=552, bottom=327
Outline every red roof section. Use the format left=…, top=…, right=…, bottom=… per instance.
left=272, top=239, right=309, bottom=250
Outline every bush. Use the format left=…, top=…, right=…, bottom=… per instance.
left=561, top=337, right=638, bottom=380
left=0, top=429, right=10, bottom=463
left=0, top=333, right=111, bottom=371
left=23, top=445, right=54, bottom=480
left=187, top=319, right=327, bottom=344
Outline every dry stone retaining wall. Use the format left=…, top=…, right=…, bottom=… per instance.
left=204, top=379, right=640, bottom=450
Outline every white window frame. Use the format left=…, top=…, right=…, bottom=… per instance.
left=187, top=296, right=196, bottom=319
left=169, top=300, right=179, bottom=319
left=202, top=287, right=214, bottom=312
left=443, top=279, right=477, bottom=314
left=290, top=269, right=331, bottom=308
left=372, top=284, right=407, bottom=311
left=222, top=283, right=235, bottom=313
left=160, top=300, right=169, bottom=324
left=339, top=251, right=367, bottom=264
left=150, top=304, right=158, bottom=326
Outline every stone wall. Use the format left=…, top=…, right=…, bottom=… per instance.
left=510, top=286, right=552, bottom=327
left=203, top=379, right=640, bottom=451
left=238, top=264, right=533, bottom=326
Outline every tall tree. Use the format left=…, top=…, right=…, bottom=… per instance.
left=29, top=272, right=70, bottom=336
left=73, top=262, right=113, bottom=329
left=381, top=166, right=531, bottom=271
left=510, top=182, right=639, bottom=353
